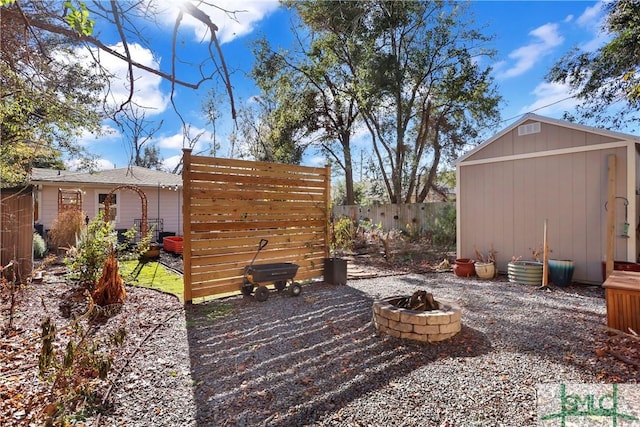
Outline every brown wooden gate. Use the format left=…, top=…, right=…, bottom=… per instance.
left=182, top=150, right=331, bottom=302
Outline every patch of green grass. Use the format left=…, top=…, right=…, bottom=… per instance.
left=119, top=260, right=184, bottom=302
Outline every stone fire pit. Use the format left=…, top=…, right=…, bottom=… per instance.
left=372, top=293, right=462, bottom=343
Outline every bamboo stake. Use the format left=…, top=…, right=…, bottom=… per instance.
left=606, top=154, right=617, bottom=280
left=542, top=218, right=549, bottom=288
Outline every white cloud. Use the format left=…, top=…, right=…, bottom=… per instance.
left=161, top=154, right=182, bottom=172
left=99, top=43, right=169, bottom=114
left=65, top=157, right=115, bottom=171
left=517, top=81, right=579, bottom=116
left=498, top=23, right=564, bottom=79
left=76, top=124, right=119, bottom=147
left=154, top=126, right=213, bottom=162
left=306, top=155, right=327, bottom=167
left=576, top=1, right=605, bottom=27
left=576, top=1, right=610, bottom=52
left=69, top=42, right=169, bottom=115
left=158, top=0, right=281, bottom=45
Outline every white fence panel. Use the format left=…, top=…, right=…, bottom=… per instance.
left=332, top=202, right=453, bottom=233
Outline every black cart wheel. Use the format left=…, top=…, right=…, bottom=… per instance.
left=289, top=282, right=302, bottom=297
left=255, top=285, right=270, bottom=302
left=241, top=283, right=254, bottom=296
left=274, top=280, right=287, bottom=291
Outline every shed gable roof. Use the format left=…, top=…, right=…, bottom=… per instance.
left=456, top=113, right=640, bottom=165
left=30, top=166, right=182, bottom=188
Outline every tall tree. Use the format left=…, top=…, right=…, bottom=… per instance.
left=113, top=106, right=164, bottom=169
left=245, top=38, right=319, bottom=164
left=1, top=0, right=104, bottom=186
left=548, top=0, right=640, bottom=128
left=2, top=0, right=243, bottom=181
left=1, top=0, right=238, bottom=120
left=232, top=92, right=309, bottom=164
left=282, top=0, right=500, bottom=204
left=252, top=18, right=361, bottom=203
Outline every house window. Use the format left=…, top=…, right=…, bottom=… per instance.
left=98, top=193, right=117, bottom=222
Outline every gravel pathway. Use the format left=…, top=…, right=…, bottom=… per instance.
left=10, top=266, right=632, bottom=427
left=179, top=272, right=619, bottom=427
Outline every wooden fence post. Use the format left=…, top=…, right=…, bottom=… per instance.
left=325, top=164, right=331, bottom=259
left=182, top=148, right=193, bottom=303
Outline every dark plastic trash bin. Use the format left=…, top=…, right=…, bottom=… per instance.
left=324, top=258, right=347, bottom=285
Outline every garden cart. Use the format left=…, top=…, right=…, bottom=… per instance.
left=242, top=239, right=302, bottom=302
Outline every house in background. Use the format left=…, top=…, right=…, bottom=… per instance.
left=31, top=166, right=183, bottom=244
left=456, top=113, right=640, bottom=284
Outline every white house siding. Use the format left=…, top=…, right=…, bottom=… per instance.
left=457, top=116, right=636, bottom=284
left=37, top=185, right=182, bottom=237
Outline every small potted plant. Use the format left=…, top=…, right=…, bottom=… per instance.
left=474, top=245, right=497, bottom=279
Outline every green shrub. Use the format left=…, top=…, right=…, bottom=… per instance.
left=331, top=216, right=358, bottom=254
left=65, top=212, right=116, bottom=287
left=429, top=202, right=456, bottom=249
left=33, top=232, right=47, bottom=258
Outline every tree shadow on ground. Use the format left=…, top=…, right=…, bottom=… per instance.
left=185, top=282, right=491, bottom=426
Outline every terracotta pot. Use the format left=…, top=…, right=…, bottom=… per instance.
left=143, top=243, right=161, bottom=259
left=453, top=258, right=475, bottom=277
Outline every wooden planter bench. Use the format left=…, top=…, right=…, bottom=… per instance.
left=603, top=270, right=640, bottom=334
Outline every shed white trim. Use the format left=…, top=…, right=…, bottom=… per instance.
left=456, top=113, right=640, bottom=165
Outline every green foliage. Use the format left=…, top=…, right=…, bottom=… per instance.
left=63, top=1, right=94, bottom=36
left=332, top=180, right=368, bottom=206
left=33, top=232, right=47, bottom=258
left=427, top=202, right=457, bottom=249
left=548, top=0, right=640, bottom=128
left=284, top=0, right=500, bottom=204
left=1, top=2, right=104, bottom=186
left=237, top=38, right=321, bottom=165
left=65, top=213, right=116, bottom=286
left=117, top=224, right=156, bottom=260
left=330, top=217, right=358, bottom=254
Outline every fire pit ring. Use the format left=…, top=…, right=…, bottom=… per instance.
left=372, top=296, right=462, bottom=342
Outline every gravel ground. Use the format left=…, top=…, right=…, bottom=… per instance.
left=5, top=262, right=636, bottom=426
left=180, top=274, right=618, bottom=427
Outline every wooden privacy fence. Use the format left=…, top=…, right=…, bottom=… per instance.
left=182, top=150, right=331, bottom=302
left=333, top=202, right=454, bottom=233
left=0, top=187, right=34, bottom=283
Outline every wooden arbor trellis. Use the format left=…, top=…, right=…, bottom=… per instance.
left=102, top=185, right=148, bottom=235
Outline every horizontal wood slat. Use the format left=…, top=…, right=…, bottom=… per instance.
left=182, top=151, right=331, bottom=302
left=189, top=155, right=327, bottom=176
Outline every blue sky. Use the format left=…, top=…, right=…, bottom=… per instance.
left=73, top=1, right=610, bottom=173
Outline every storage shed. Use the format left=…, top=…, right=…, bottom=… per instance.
left=456, top=113, right=640, bottom=284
